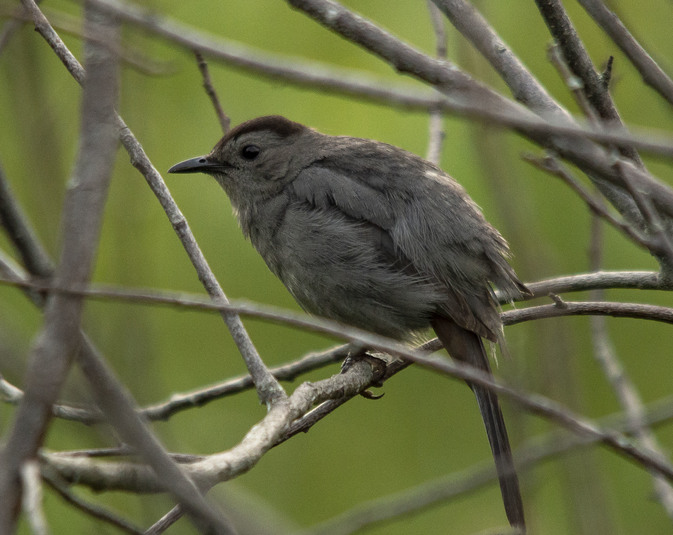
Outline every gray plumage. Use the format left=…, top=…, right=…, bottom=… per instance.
left=169, top=115, right=529, bottom=530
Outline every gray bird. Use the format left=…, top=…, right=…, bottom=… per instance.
left=170, top=115, right=529, bottom=530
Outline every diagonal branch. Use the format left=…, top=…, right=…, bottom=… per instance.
left=18, top=0, right=285, bottom=407
left=578, top=0, right=673, bottom=107
left=534, top=0, right=644, bottom=166
left=285, top=0, right=673, bottom=266
left=0, top=3, right=119, bottom=530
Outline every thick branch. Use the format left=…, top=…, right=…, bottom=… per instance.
left=0, top=3, right=119, bottom=530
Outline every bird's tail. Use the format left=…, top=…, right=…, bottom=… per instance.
left=431, top=317, right=525, bottom=532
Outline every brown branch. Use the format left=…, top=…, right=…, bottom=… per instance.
left=522, top=270, right=664, bottom=296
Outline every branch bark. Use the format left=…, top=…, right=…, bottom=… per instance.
left=0, top=3, right=119, bottom=530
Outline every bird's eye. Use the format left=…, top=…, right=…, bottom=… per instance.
left=240, top=145, right=260, bottom=160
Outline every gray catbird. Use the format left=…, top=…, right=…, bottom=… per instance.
left=169, top=115, right=529, bottom=530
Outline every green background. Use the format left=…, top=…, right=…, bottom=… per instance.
left=1, top=1, right=672, bottom=533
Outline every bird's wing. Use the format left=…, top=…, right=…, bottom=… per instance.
left=289, top=159, right=497, bottom=339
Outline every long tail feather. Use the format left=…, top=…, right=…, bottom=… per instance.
left=431, top=316, right=525, bottom=532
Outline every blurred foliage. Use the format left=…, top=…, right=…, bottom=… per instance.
left=1, top=0, right=672, bottom=534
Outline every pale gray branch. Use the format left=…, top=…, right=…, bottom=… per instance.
left=0, top=4, right=119, bottom=530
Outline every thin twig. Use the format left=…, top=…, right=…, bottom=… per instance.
left=141, top=344, right=348, bottom=421
left=0, top=158, right=53, bottom=278
left=547, top=43, right=601, bottom=124
left=1, top=344, right=348, bottom=425
left=522, top=270, right=664, bottom=295
left=194, top=50, right=230, bottom=134
left=19, top=0, right=285, bottom=407
left=425, top=1, right=446, bottom=165
left=43, top=472, right=145, bottom=534
left=522, top=153, right=655, bottom=252
left=504, top=300, right=673, bottom=325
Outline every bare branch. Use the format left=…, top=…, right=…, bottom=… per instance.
left=141, top=344, right=348, bottom=421
left=522, top=153, right=655, bottom=252
left=578, top=0, right=673, bottom=106
left=535, top=0, right=643, bottom=165
left=194, top=50, right=230, bottom=134
left=42, top=472, right=145, bottom=535
left=0, top=3, right=119, bottom=529
left=523, top=270, right=664, bottom=296
left=45, top=357, right=382, bottom=493
left=504, top=299, right=673, bottom=326
left=20, top=461, right=49, bottom=535
left=2, top=275, right=671, bottom=332
left=431, top=0, right=560, bottom=115
left=0, top=162, right=53, bottom=278
left=1, top=344, right=348, bottom=425
left=77, top=337, right=238, bottom=534
left=18, top=0, right=285, bottom=407
left=43, top=337, right=673, bottom=495
left=301, top=395, right=673, bottom=535
left=425, top=1, right=447, bottom=165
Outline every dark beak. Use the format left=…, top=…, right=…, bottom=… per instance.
left=168, top=156, right=227, bottom=175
